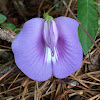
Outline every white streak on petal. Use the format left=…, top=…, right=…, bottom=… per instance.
left=52, top=48, right=58, bottom=63
left=45, top=46, right=51, bottom=63
left=45, top=47, right=58, bottom=63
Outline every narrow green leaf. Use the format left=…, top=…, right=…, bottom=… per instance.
left=1, top=23, right=16, bottom=31
left=78, top=0, right=99, bottom=55
left=0, top=14, right=7, bottom=23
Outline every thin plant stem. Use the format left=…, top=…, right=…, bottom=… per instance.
left=47, top=1, right=62, bottom=14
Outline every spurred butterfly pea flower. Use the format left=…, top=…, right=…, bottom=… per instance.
left=12, top=15, right=83, bottom=81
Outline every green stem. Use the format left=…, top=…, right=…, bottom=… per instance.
left=47, top=0, right=62, bottom=14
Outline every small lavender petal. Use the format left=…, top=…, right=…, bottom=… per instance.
left=49, top=20, right=58, bottom=47
left=52, top=17, right=83, bottom=78
left=43, top=20, right=58, bottom=55
left=43, top=20, right=51, bottom=47
left=12, top=18, right=52, bottom=81
left=49, top=20, right=58, bottom=55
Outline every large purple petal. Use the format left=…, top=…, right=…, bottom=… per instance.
left=53, top=17, right=83, bottom=78
left=12, top=18, right=52, bottom=81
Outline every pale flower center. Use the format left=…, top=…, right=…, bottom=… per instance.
left=43, top=20, right=58, bottom=63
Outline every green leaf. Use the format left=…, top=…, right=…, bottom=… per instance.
left=98, top=4, right=100, bottom=14
left=15, top=29, right=21, bottom=34
left=0, top=14, right=7, bottom=23
left=78, top=0, right=99, bottom=55
left=1, top=23, right=16, bottom=31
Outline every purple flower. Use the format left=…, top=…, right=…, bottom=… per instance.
left=12, top=16, right=83, bottom=81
